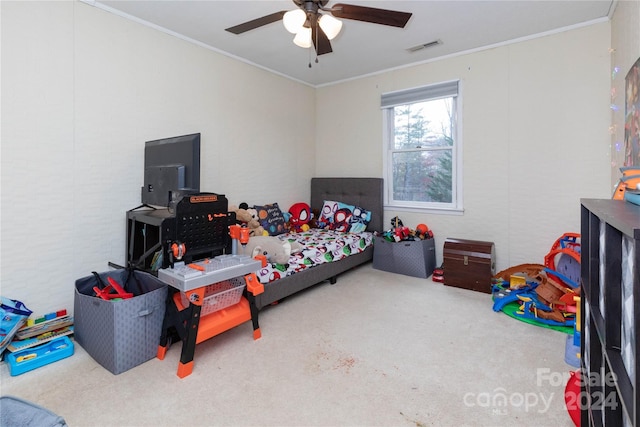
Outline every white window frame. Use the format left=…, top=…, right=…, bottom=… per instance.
left=381, top=80, right=463, bottom=214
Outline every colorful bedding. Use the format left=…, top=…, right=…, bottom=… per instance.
left=256, top=228, right=374, bottom=284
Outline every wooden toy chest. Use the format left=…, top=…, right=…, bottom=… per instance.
left=443, top=238, right=495, bottom=293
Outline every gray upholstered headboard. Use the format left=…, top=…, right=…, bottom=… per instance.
left=310, top=177, right=384, bottom=233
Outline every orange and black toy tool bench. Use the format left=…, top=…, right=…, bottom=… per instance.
left=156, top=272, right=264, bottom=378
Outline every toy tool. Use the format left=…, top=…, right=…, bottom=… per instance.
left=94, top=277, right=133, bottom=300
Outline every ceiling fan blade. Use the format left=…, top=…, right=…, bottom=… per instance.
left=330, top=3, right=412, bottom=28
left=225, top=11, right=286, bottom=34
left=311, top=20, right=332, bottom=55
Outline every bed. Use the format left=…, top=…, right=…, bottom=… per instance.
left=253, top=177, right=383, bottom=310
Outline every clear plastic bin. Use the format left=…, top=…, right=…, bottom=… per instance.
left=180, top=277, right=245, bottom=316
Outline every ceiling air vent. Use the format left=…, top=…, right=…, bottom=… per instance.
left=407, top=40, right=442, bottom=53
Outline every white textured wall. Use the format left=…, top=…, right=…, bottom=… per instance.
left=610, top=0, right=640, bottom=186
left=1, top=1, right=630, bottom=316
left=1, top=1, right=315, bottom=315
left=316, top=23, right=612, bottom=271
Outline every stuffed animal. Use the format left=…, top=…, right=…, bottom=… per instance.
left=241, top=235, right=302, bottom=265
left=229, top=205, right=266, bottom=237
left=288, top=202, right=313, bottom=232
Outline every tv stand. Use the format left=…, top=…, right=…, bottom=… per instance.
left=126, top=206, right=174, bottom=274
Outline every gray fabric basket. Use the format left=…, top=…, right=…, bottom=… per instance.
left=373, top=238, right=436, bottom=278
left=74, top=269, right=167, bottom=375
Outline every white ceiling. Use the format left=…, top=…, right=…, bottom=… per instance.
left=89, top=0, right=615, bottom=86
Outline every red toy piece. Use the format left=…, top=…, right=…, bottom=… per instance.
left=564, top=369, right=580, bottom=426
left=93, top=277, right=134, bottom=300
left=432, top=266, right=444, bottom=282
left=393, top=226, right=411, bottom=242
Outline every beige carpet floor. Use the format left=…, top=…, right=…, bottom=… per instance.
left=1, top=263, right=577, bottom=427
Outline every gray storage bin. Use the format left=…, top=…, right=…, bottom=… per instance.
left=74, top=269, right=167, bottom=374
left=373, top=238, right=436, bottom=278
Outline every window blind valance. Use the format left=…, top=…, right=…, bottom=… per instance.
left=381, top=80, right=459, bottom=109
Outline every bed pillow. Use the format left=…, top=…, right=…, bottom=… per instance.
left=320, top=200, right=371, bottom=233
left=318, top=200, right=340, bottom=229
left=253, top=203, right=287, bottom=236
left=343, top=203, right=372, bottom=233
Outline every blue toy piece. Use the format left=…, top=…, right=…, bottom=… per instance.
left=492, top=280, right=575, bottom=328
left=491, top=281, right=539, bottom=312
left=543, top=267, right=578, bottom=289
left=515, top=299, right=575, bottom=327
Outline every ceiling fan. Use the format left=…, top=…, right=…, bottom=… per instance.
left=225, top=1, right=412, bottom=56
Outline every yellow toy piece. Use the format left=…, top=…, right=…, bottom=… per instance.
left=509, top=275, right=527, bottom=289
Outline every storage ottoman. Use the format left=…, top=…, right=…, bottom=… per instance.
left=373, top=238, right=436, bottom=278
left=74, top=269, right=168, bottom=374
left=443, top=238, right=495, bottom=293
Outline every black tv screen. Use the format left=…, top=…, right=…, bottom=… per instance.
left=141, top=133, right=201, bottom=207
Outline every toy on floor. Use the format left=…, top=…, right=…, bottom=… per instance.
left=544, top=233, right=580, bottom=286
left=564, top=295, right=581, bottom=367
left=491, top=233, right=581, bottom=332
left=432, top=266, right=444, bottom=282
left=564, top=369, right=581, bottom=426
left=6, top=336, right=74, bottom=376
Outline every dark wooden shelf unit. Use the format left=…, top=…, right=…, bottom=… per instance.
left=580, top=199, right=640, bottom=426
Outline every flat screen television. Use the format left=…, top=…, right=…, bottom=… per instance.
left=141, top=133, right=201, bottom=207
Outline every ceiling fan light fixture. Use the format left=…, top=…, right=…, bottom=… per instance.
left=293, top=26, right=312, bottom=48
left=283, top=9, right=306, bottom=34
left=318, top=14, right=342, bottom=40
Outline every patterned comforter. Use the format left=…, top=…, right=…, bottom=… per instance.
left=256, top=228, right=374, bottom=284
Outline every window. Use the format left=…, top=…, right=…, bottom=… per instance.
left=382, top=80, right=461, bottom=212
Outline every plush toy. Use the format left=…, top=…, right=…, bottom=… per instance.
left=288, top=202, right=313, bottom=232
left=239, top=203, right=260, bottom=224
left=241, top=235, right=302, bottom=265
left=229, top=205, right=266, bottom=237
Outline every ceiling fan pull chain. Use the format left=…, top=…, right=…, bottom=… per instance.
left=314, top=16, right=319, bottom=65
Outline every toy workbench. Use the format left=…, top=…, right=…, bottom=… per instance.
left=156, top=254, right=264, bottom=378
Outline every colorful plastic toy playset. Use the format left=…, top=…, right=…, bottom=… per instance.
left=491, top=233, right=581, bottom=333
